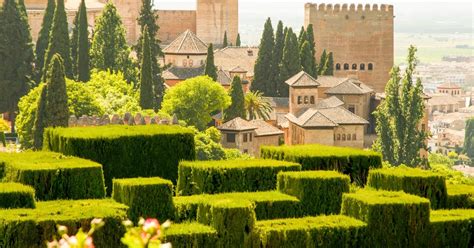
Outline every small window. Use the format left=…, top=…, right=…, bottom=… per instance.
left=368, top=63, right=373, bottom=70
left=360, top=64, right=365, bottom=70
left=249, top=133, right=253, bottom=142
left=347, top=133, right=352, bottom=141
left=297, top=96, right=302, bottom=104
left=344, top=63, right=349, bottom=70
left=247, top=50, right=254, bottom=56
left=183, top=60, right=187, bottom=67
left=304, top=96, right=309, bottom=104
left=352, top=134, right=356, bottom=140
left=189, top=59, right=193, bottom=67
left=227, top=133, right=236, bottom=143
left=243, top=133, right=248, bottom=142
left=187, top=55, right=190, bottom=59
left=243, top=149, right=248, bottom=154
left=348, top=105, right=356, bottom=114
left=310, top=96, right=315, bottom=104
left=337, top=134, right=341, bottom=140
left=352, top=64, right=357, bottom=70
left=342, top=134, right=346, bottom=141
left=336, top=63, right=341, bottom=70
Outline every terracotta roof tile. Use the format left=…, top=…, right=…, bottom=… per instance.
left=285, top=71, right=320, bottom=87
left=162, top=65, right=204, bottom=80
left=325, top=79, right=373, bottom=95
left=214, top=47, right=259, bottom=77
left=218, top=117, right=257, bottom=131
left=163, top=30, right=208, bottom=55
left=250, top=120, right=284, bottom=136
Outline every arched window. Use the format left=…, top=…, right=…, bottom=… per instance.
left=183, top=60, right=187, bottom=67
left=352, top=134, right=357, bottom=140
left=304, top=96, right=309, bottom=104
left=297, top=96, right=302, bottom=104
left=368, top=63, right=373, bottom=70
left=347, top=133, right=352, bottom=141
left=337, top=134, right=341, bottom=140
left=360, top=64, right=365, bottom=70
left=310, top=96, right=315, bottom=104
left=189, top=59, right=193, bottom=67
left=336, top=63, right=341, bottom=70
left=342, top=134, right=346, bottom=141
left=352, top=64, right=357, bottom=70
left=344, top=63, right=349, bottom=70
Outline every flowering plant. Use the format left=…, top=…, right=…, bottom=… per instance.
left=121, top=218, right=171, bottom=248
left=47, top=218, right=104, bottom=248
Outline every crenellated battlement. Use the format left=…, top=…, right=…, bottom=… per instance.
left=305, top=3, right=393, bottom=14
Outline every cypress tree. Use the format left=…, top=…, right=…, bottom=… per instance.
left=236, top=33, right=241, bottom=46
left=464, top=118, right=474, bottom=159
left=223, top=31, right=228, bottom=47
left=318, top=49, right=328, bottom=75
left=224, top=76, right=246, bottom=121
left=278, top=28, right=301, bottom=97
left=45, top=54, right=69, bottom=128
left=71, top=12, right=79, bottom=78
left=139, top=26, right=154, bottom=109
left=251, top=18, right=274, bottom=96
left=306, top=24, right=317, bottom=77
left=271, top=20, right=285, bottom=96
left=204, top=43, right=218, bottom=81
left=33, top=86, right=47, bottom=149
left=76, top=0, right=90, bottom=82
left=35, top=0, right=55, bottom=82
left=300, top=41, right=315, bottom=77
left=325, top=52, right=334, bottom=76
left=298, top=26, right=306, bottom=49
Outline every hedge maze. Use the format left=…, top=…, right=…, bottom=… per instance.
left=0, top=126, right=473, bottom=247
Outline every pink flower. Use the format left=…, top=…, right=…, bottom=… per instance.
left=85, top=237, right=95, bottom=248
left=142, top=218, right=160, bottom=234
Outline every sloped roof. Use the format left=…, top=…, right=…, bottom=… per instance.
left=315, top=96, right=344, bottom=109
left=437, top=82, right=461, bottom=89
left=317, top=107, right=369, bottom=125
left=286, top=106, right=369, bottom=128
left=285, top=71, right=320, bottom=87
left=163, top=29, right=208, bottom=55
left=230, top=66, right=247, bottom=73
left=217, top=69, right=232, bottom=86
left=317, top=76, right=348, bottom=88
left=427, top=94, right=464, bottom=106
left=218, top=117, right=257, bottom=131
left=325, top=79, right=373, bottom=95
left=214, top=47, right=259, bottom=77
left=162, top=65, right=204, bottom=80
left=264, top=97, right=289, bottom=109
left=250, top=120, right=284, bottom=136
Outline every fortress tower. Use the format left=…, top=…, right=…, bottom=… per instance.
left=304, top=3, right=394, bottom=93
left=196, top=0, right=239, bottom=46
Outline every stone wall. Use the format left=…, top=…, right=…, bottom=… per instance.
left=196, top=0, right=239, bottom=46
left=68, top=113, right=178, bottom=127
left=156, top=10, right=197, bottom=44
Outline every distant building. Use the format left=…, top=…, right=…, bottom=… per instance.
left=427, top=93, right=465, bottom=114
left=436, top=82, right=463, bottom=96
left=214, top=46, right=259, bottom=82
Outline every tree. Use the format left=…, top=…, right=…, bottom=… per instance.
left=306, top=24, right=317, bottom=77
left=44, top=54, right=69, bottom=128
left=251, top=18, right=274, bottom=96
left=35, top=0, right=55, bottom=82
left=236, top=33, right=241, bottom=46
left=325, top=52, right=334, bottom=76
left=318, top=49, right=328, bottom=75
left=139, top=26, right=154, bottom=109
left=33, top=86, right=47, bottom=149
left=0, top=0, right=35, bottom=133
left=245, top=91, right=272, bottom=120
left=76, top=0, right=90, bottom=82
left=272, top=20, right=285, bottom=96
left=224, top=76, right=245, bottom=121
left=223, top=31, right=228, bottom=47
left=43, top=0, right=73, bottom=80
left=71, top=11, right=79, bottom=78
left=278, top=28, right=301, bottom=97
left=161, top=76, right=231, bottom=130
left=300, top=41, right=315, bottom=77
left=298, top=26, right=306, bottom=49
left=374, top=46, right=429, bottom=167
left=204, top=43, right=218, bottom=81
left=464, top=118, right=474, bottom=159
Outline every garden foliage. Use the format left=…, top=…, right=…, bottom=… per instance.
left=0, top=182, right=35, bottom=209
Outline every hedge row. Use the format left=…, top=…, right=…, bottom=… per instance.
left=112, top=177, right=175, bottom=222
left=277, top=171, right=350, bottom=215
left=446, top=184, right=474, bottom=209
left=0, top=199, right=128, bottom=248
left=367, top=166, right=447, bottom=209
left=0, top=152, right=105, bottom=200
left=429, top=209, right=474, bottom=248
left=163, top=222, right=218, bottom=248
left=251, top=215, right=367, bottom=248
left=261, top=144, right=382, bottom=185
left=176, top=159, right=301, bottom=196
left=341, top=189, right=430, bottom=247
left=0, top=182, right=35, bottom=209
left=44, top=125, right=195, bottom=194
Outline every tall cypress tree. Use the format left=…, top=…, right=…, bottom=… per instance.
left=76, top=0, right=90, bottom=82
left=71, top=12, right=79, bottom=78
left=204, top=43, right=218, bottom=81
left=306, top=24, right=317, bottom=77
left=33, top=86, right=47, bottom=149
left=35, top=0, right=55, bottom=83
left=300, top=41, right=315, bottom=77
left=464, top=118, right=474, bottom=159
left=251, top=18, right=274, bottom=96
left=236, top=33, right=241, bottom=46
left=325, top=52, right=334, bottom=76
left=278, top=28, right=301, bottom=97
left=318, top=49, right=328, bottom=75
left=223, top=31, right=228, bottom=47
left=139, top=26, right=154, bottom=109
left=271, top=20, right=285, bottom=96
left=224, top=76, right=245, bottom=121
left=298, top=26, right=306, bottom=49
left=45, top=54, right=69, bottom=128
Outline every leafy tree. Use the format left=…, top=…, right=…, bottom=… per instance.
left=161, top=76, right=231, bottom=130
left=76, top=0, right=90, bottom=82
left=224, top=76, right=245, bottom=121
left=245, top=91, right=272, bottom=120
left=300, top=41, right=315, bottom=77
left=464, top=118, right=474, bottom=159
left=35, top=0, right=55, bottom=82
left=139, top=26, right=154, bottom=109
left=33, top=87, right=47, bottom=149
left=195, top=127, right=226, bottom=160
left=236, top=33, right=241, bottom=46
left=43, top=0, right=73, bottom=79
left=318, top=49, right=328, bottom=75
left=204, top=43, right=218, bottom=81
left=252, top=18, right=274, bottom=96
left=374, top=46, right=429, bottom=167
left=44, top=54, right=69, bottom=128
left=223, top=31, right=228, bottom=47
left=278, top=28, right=301, bottom=97
left=306, top=24, right=317, bottom=77
left=325, top=52, right=334, bottom=76
left=0, top=0, right=35, bottom=132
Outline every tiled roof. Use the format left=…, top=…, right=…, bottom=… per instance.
left=230, top=66, right=247, bottom=73
left=163, top=30, right=208, bottom=55
left=427, top=94, right=464, bottom=106
left=162, top=65, right=204, bottom=80
left=437, top=82, right=461, bottom=89
left=325, top=79, right=373, bottom=95
left=315, top=96, right=344, bottom=109
left=214, top=46, right=259, bottom=77
left=317, top=76, right=348, bottom=88
left=285, top=71, right=320, bottom=87
left=250, top=120, right=284, bottom=136
left=286, top=106, right=369, bottom=128
left=217, top=69, right=232, bottom=86
left=218, top=117, right=257, bottom=131
left=264, top=97, right=289, bottom=109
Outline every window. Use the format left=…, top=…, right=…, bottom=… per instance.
left=368, top=63, right=373, bottom=70
left=243, top=133, right=248, bottom=142
left=336, top=63, right=341, bottom=70
left=352, top=64, right=357, bottom=70
left=189, top=59, right=193, bottom=67
left=187, top=55, right=190, bottom=59
left=310, top=96, right=315, bottom=104
left=348, top=105, right=356, bottom=114
left=347, top=133, right=352, bottom=141
left=247, top=50, right=254, bottom=56
left=360, top=63, right=365, bottom=70
left=182, top=60, right=187, bottom=67
left=337, top=134, right=341, bottom=140
left=243, top=149, right=248, bottom=154
left=304, top=96, right=309, bottom=104
left=352, top=134, right=356, bottom=140
left=249, top=133, right=253, bottom=142
left=344, top=63, right=349, bottom=70
left=227, top=133, right=236, bottom=143
left=342, top=134, right=346, bottom=141
left=297, top=96, right=302, bottom=104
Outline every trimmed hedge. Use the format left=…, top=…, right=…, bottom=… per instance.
left=174, top=191, right=301, bottom=222
left=0, top=182, right=35, bottom=209
left=176, top=159, right=301, bottom=196
left=0, top=152, right=105, bottom=200
left=251, top=215, right=367, bottom=248
left=341, top=189, right=430, bottom=247
left=163, top=222, right=218, bottom=248
left=446, top=184, right=474, bottom=209
left=261, top=144, right=382, bottom=185
left=112, top=177, right=175, bottom=222
left=44, top=125, right=195, bottom=194
left=429, top=209, right=474, bottom=248
left=0, top=199, right=128, bottom=248
left=277, top=171, right=350, bottom=215
left=367, top=166, right=447, bottom=209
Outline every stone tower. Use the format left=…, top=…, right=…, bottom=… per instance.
left=304, top=3, right=394, bottom=93
left=110, top=0, right=142, bottom=44
left=196, top=0, right=239, bottom=46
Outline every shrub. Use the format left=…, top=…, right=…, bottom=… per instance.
left=429, top=209, right=474, bottom=248
left=430, top=163, right=474, bottom=185
left=0, top=152, right=105, bottom=200
left=43, top=125, right=195, bottom=194
left=446, top=184, right=474, bottom=209
left=277, top=171, right=350, bottom=215
left=112, top=177, right=175, bottom=222
left=367, top=166, right=447, bottom=209
left=251, top=215, right=367, bottom=248
left=261, top=144, right=382, bottom=185
left=163, top=222, right=218, bottom=247
left=341, top=189, right=430, bottom=247
left=176, top=159, right=301, bottom=196
left=0, top=182, right=35, bottom=209
left=0, top=199, right=128, bottom=248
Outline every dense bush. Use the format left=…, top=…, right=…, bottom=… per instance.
left=112, top=177, right=175, bottom=222
left=277, top=171, right=350, bottom=215
left=44, top=125, right=195, bottom=194
left=0, top=182, right=35, bottom=209
left=261, top=144, right=382, bottom=185
left=341, top=189, right=430, bottom=247
left=0, top=199, right=128, bottom=248
left=430, top=163, right=474, bottom=185
left=446, top=184, right=474, bottom=209
left=429, top=209, right=474, bottom=248
left=251, top=215, right=367, bottom=248
left=0, top=152, right=105, bottom=200
left=367, top=166, right=447, bottom=209
left=176, top=159, right=301, bottom=195
left=163, top=222, right=218, bottom=248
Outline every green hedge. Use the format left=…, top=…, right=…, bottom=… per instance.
left=163, top=222, right=218, bottom=248
left=0, top=199, right=128, bottom=248
left=251, top=215, right=367, bottom=248
left=277, top=171, right=350, bottom=215
left=44, top=125, right=195, bottom=194
left=429, top=209, right=474, bottom=248
left=261, top=144, right=382, bottom=185
left=176, top=159, right=301, bottom=196
left=446, top=184, right=474, bottom=209
left=112, top=177, right=175, bottom=222
left=174, top=191, right=301, bottom=222
left=0, top=152, right=105, bottom=200
left=341, top=189, right=430, bottom=247
left=0, top=182, right=35, bottom=209
left=367, top=166, right=447, bottom=209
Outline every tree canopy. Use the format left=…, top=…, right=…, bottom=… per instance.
left=35, top=0, right=55, bottom=82
left=278, top=28, right=301, bottom=97
left=224, top=76, right=246, bottom=122
left=75, top=0, right=90, bottom=81
left=251, top=18, right=275, bottom=96
left=464, top=118, right=474, bottom=159
left=204, top=43, right=218, bottom=81
left=245, top=91, right=272, bottom=120
left=139, top=26, right=154, bottom=109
